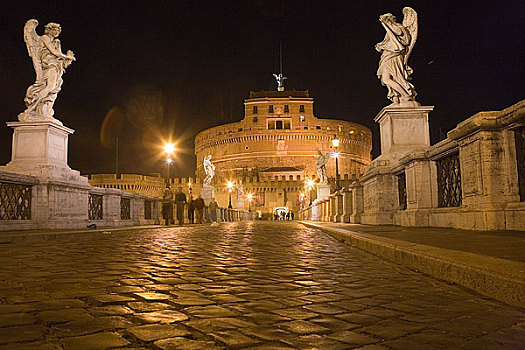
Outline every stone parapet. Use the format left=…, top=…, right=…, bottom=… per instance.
left=299, top=98, right=525, bottom=231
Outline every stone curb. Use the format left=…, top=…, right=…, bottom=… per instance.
left=0, top=225, right=161, bottom=244
left=300, top=221, right=525, bottom=309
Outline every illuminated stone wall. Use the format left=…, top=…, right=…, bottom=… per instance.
left=194, top=90, right=372, bottom=182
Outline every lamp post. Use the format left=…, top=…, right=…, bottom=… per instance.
left=188, top=179, right=192, bottom=197
left=166, top=158, right=173, bottom=185
left=332, top=136, right=340, bottom=190
left=305, top=177, right=315, bottom=205
left=247, top=193, right=254, bottom=212
left=227, top=180, right=234, bottom=209
left=164, top=142, right=175, bottom=185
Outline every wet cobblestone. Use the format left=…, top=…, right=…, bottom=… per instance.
left=0, top=222, right=523, bottom=349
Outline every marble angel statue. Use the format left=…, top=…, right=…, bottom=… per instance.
left=19, top=19, right=76, bottom=122
left=236, top=180, right=244, bottom=200
left=375, top=7, right=419, bottom=106
left=315, top=151, right=330, bottom=183
left=203, top=155, right=215, bottom=186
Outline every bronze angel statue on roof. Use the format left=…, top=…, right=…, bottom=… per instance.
left=18, top=19, right=76, bottom=123
left=375, top=7, right=419, bottom=106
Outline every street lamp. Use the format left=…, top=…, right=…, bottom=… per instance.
left=305, top=177, right=315, bottom=205
left=332, top=136, right=340, bottom=190
left=166, top=158, right=173, bottom=185
left=247, top=193, right=254, bottom=212
left=227, top=180, right=234, bottom=209
left=163, top=142, right=175, bottom=185
left=299, top=192, right=305, bottom=209
left=188, top=179, right=192, bottom=197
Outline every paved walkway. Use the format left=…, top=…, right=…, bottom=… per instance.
left=311, top=223, right=525, bottom=263
left=0, top=222, right=523, bottom=349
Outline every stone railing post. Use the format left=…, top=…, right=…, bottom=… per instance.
left=320, top=200, right=326, bottom=221
left=335, top=191, right=344, bottom=222
left=153, top=199, right=161, bottom=225
left=103, top=189, right=121, bottom=226
left=329, top=195, right=337, bottom=222
left=351, top=182, right=364, bottom=223
left=341, top=188, right=353, bottom=223
left=311, top=201, right=321, bottom=221
left=131, top=195, right=145, bottom=225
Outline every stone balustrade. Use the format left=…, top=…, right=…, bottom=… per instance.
left=298, top=99, right=525, bottom=231
left=298, top=100, right=525, bottom=230
left=1, top=169, right=257, bottom=231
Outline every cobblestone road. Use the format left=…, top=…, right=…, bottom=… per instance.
left=0, top=222, right=523, bottom=349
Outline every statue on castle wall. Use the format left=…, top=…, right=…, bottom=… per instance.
left=203, top=155, right=215, bottom=186
left=19, top=19, right=76, bottom=123
left=375, top=7, right=419, bottom=106
left=315, top=151, right=330, bottom=183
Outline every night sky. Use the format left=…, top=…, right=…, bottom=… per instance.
left=2, top=1, right=524, bottom=177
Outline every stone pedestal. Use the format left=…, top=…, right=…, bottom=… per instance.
left=374, top=105, right=433, bottom=161
left=0, top=120, right=92, bottom=229
left=200, top=185, right=215, bottom=206
left=4, top=121, right=88, bottom=184
left=311, top=200, right=322, bottom=221
left=316, top=183, right=330, bottom=201
left=360, top=105, right=434, bottom=225
left=235, top=198, right=245, bottom=210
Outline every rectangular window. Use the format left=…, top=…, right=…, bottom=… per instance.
left=300, top=105, right=305, bottom=113
left=316, top=126, right=321, bottom=130
left=338, top=125, right=343, bottom=132
left=269, top=105, right=274, bottom=113
left=284, top=105, right=289, bottom=113
left=253, top=106, right=258, bottom=114
left=253, top=116, right=258, bottom=123
left=267, top=120, right=275, bottom=129
left=238, top=128, right=243, bottom=132
left=283, top=120, right=291, bottom=129
left=300, top=115, right=305, bottom=122
left=304, top=126, right=308, bottom=130
left=276, top=120, right=283, bottom=129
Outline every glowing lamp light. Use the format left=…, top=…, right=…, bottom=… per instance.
left=164, top=142, right=175, bottom=155
left=247, top=193, right=254, bottom=201
left=306, top=178, right=315, bottom=189
left=166, top=158, right=173, bottom=164
left=227, top=180, right=234, bottom=192
left=331, top=137, right=340, bottom=148
left=332, top=151, right=340, bottom=159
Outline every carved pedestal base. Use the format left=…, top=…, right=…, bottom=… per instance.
left=316, top=183, right=330, bottom=201
left=4, top=120, right=87, bottom=185
left=200, top=185, right=215, bottom=206
left=0, top=120, right=91, bottom=230
left=374, top=105, right=434, bottom=162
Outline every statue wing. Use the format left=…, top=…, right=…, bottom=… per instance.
left=402, top=7, right=418, bottom=65
left=23, top=19, right=42, bottom=80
